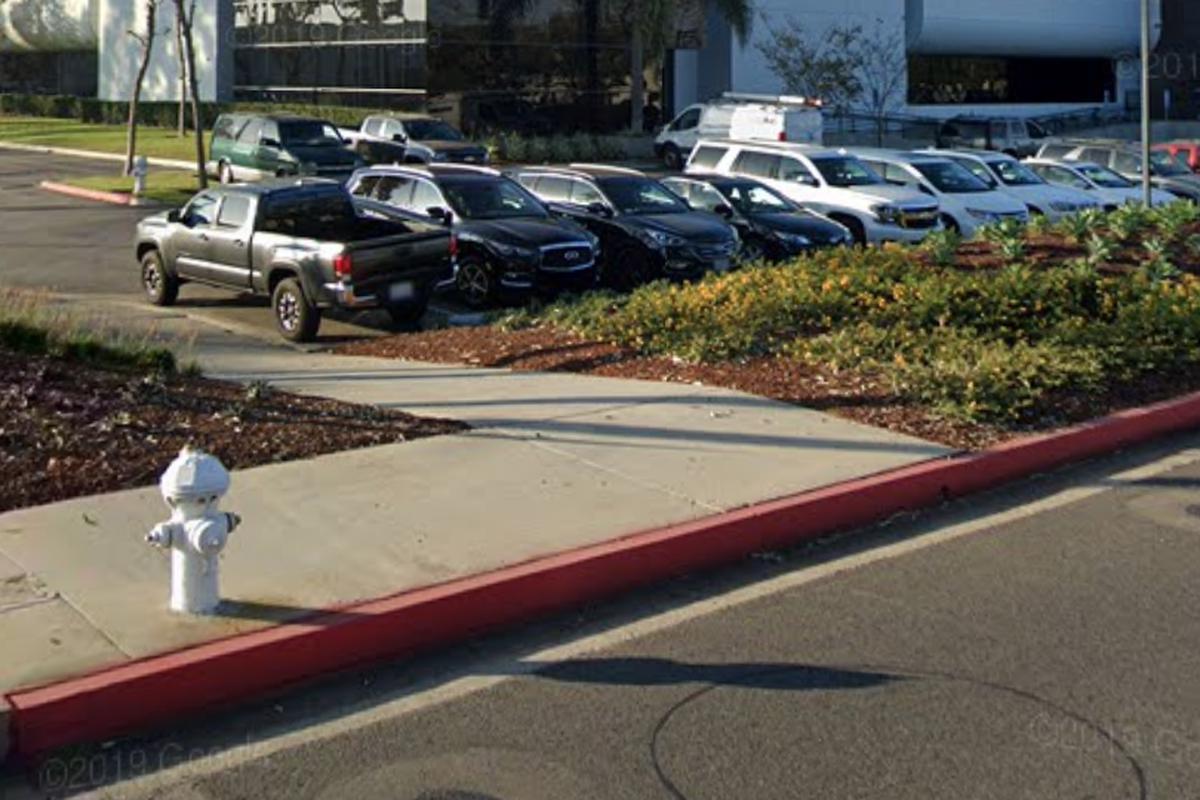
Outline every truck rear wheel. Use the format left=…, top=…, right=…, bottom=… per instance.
left=385, top=294, right=430, bottom=330
left=272, top=277, right=321, bottom=342
left=141, top=250, right=179, bottom=306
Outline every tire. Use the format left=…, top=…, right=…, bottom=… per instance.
left=217, top=161, right=234, bottom=184
left=272, top=277, right=321, bottom=343
left=384, top=294, right=430, bottom=330
left=455, top=256, right=495, bottom=309
left=140, top=250, right=178, bottom=306
left=662, top=144, right=684, bottom=171
left=607, top=245, right=659, bottom=292
left=739, top=237, right=770, bottom=265
left=832, top=215, right=867, bottom=246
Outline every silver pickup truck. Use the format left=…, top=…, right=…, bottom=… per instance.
left=135, top=178, right=452, bottom=342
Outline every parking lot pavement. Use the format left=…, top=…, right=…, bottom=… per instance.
left=0, top=148, right=484, bottom=341
left=23, top=431, right=1200, bottom=800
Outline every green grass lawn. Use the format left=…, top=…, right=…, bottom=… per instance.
left=62, top=170, right=204, bottom=206
left=0, top=115, right=203, bottom=162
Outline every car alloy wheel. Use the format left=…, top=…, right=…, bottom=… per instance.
left=276, top=288, right=300, bottom=332
left=456, top=258, right=493, bottom=308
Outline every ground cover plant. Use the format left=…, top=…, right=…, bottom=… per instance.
left=341, top=203, right=1200, bottom=449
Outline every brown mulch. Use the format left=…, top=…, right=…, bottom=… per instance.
left=340, top=325, right=1200, bottom=453
left=0, top=347, right=467, bottom=513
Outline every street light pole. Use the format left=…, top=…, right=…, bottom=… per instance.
left=1141, top=0, right=1152, bottom=207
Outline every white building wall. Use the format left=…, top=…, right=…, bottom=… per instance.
left=98, top=0, right=228, bottom=102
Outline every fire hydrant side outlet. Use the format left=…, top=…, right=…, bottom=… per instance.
left=147, top=447, right=239, bottom=615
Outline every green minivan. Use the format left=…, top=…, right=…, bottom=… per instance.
left=208, top=113, right=364, bottom=184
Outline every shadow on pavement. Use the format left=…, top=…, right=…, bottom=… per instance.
left=525, top=656, right=901, bottom=692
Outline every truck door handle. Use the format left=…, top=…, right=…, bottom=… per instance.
left=233, top=239, right=245, bottom=247
left=198, top=233, right=209, bottom=241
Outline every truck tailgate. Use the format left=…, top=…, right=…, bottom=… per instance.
left=346, top=226, right=452, bottom=296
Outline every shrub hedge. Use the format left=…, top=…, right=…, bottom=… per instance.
left=505, top=238, right=1200, bottom=424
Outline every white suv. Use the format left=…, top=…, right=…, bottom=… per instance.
left=687, top=140, right=940, bottom=244
left=850, top=148, right=1029, bottom=238
left=921, top=148, right=1099, bottom=221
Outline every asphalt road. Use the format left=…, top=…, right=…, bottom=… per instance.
left=6, top=432, right=1200, bottom=800
left=0, top=147, right=475, bottom=343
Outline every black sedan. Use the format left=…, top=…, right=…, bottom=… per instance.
left=661, top=175, right=853, bottom=262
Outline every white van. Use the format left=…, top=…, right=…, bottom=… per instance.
left=655, top=94, right=823, bottom=170
left=688, top=139, right=940, bottom=245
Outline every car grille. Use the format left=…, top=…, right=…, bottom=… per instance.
left=693, top=242, right=738, bottom=260
left=899, top=210, right=939, bottom=230
left=540, top=243, right=594, bottom=271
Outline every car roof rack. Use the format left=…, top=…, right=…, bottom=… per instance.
left=719, top=91, right=823, bottom=108
left=567, top=163, right=646, bottom=176
left=427, top=163, right=502, bottom=177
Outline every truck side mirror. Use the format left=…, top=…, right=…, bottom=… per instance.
left=713, top=203, right=734, bottom=218
left=260, top=137, right=281, bottom=150
left=392, top=133, right=408, bottom=144
left=586, top=201, right=613, bottom=218
left=427, top=206, right=451, bottom=224
left=167, top=208, right=181, bottom=223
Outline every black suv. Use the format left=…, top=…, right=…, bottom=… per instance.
left=347, top=165, right=598, bottom=308
left=661, top=174, right=852, bottom=261
left=510, top=165, right=740, bottom=290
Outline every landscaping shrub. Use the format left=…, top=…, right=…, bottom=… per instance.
left=512, top=233, right=1200, bottom=424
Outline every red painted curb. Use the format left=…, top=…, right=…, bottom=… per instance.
left=8, top=389, right=1200, bottom=759
left=39, top=180, right=136, bottom=206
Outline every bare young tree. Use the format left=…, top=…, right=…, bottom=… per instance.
left=175, top=3, right=189, bottom=136
left=125, top=0, right=161, bottom=176
left=755, top=18, right=864, bottom=113
left=175, top=0, right=207, bottom=188
left=853, top=21, right=907, bottom=146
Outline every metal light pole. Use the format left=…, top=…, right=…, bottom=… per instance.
left=1141, top=0, right=1153, bottom=207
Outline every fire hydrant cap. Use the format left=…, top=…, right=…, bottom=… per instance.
left=160, top=446, right=231, bottom=500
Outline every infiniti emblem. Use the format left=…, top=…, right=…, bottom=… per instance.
left=563, top=250, right=579, bottom=261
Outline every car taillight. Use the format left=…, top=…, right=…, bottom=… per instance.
left=333, top=252, right=353, bottom=279
left=449, top=233, right=459, bottom=258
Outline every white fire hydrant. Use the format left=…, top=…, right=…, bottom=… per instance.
left=146, top=446, right=240, bottom=614
left=131, top=155, right=149, bottom=198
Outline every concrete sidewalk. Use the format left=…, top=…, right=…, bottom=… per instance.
left=0, top=297, right=948, bottom=698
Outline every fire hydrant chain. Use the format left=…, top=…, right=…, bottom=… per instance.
left=146, top=446, right=240, bottom=614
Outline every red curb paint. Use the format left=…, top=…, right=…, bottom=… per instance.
left=39, top=180, right=135, bottom=206
left=8, top=389, right=1200, bottom=759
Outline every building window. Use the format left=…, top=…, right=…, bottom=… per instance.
left=908, top=55, right=1116, bottom=105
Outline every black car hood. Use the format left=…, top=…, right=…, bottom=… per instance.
left=623, top=212, right=734, bottom=243
left=286, top=144, right=360, bottom=166
left=748, top=211, right=847, bottom=243
left=458, top=216, right=591, bottom=248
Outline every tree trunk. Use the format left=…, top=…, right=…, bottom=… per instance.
left=175, top=9, right=188, bottom=136
left=630, top=19, right=645, bottom=133
left=177, top=0, right=207, bottom=188
left=125, top=0, right=158, bottom=176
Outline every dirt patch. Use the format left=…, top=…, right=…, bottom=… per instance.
left=0, top=347, right=467, bottom=513
left=339, top=325, right=1200, bottom=452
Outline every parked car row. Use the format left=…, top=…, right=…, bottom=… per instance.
left=152, top=108, right=1194, bottom=343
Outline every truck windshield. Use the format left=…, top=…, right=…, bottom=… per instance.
left=278, top=121, right=343, bottom=147
left=809, top=157, right=883, bottom=187
left=442, top=178, right=547, bottom=220
left=598, top=177, right=690, bottom=215
left=913, top=161, right=991, bottom=193
left=405, top=119, right=464, bottom=141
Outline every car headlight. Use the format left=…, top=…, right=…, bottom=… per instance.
left=640, top=228, right=686, bottom=249
left=871, top=204, right=901, bottom=225
left=967, top=208, right=998, bottom=221
left=491, top=242, right=538, bottom=260
left=777, top=232, right=812, bottom=248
